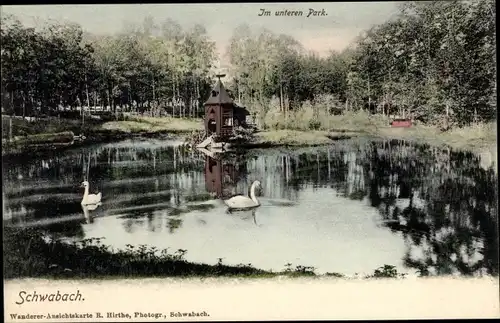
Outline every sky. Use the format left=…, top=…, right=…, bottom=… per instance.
left=2, top=3, right=399, bottom=67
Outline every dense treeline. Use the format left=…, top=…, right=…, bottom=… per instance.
left=1, top=0, right=496, bottom=127
left=1, top=15, right=216, bottom=118
left=227, top=0, right=496, bottom=127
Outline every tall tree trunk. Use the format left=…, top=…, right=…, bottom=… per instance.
left=279, top=81, right=284, bottom=112
left=172, top=76, right=176, bottom=117
left=177, top=80, right=181, bottom=118
left=22, top=92, right=26, bottom=119
left=175, top=76, right=182, bottom=118
left=85, top=76, right=90, bottom=115
left=30, top=95, right=35, bottom=118
left=106, top=88, right=111, bottom=111
left=196, top=79, right=200, bottom=118
left=237, top=80, right=241, bottom=104
left=368, top=77, right=371, bottom=113
left=128, top=90, right=132, bottom=113
left=111, top=83, right=116, bottom=115
left=13, top=90, right=18, bottom=116
left=327, top=148, right=331, bottom=181
left=152, top=77, right=156, bottom=103
left=10, top=90, right=14, bottom=115
left=189, top=81, right=193, bottom=118
left=79, top=95, right=85, bottom=126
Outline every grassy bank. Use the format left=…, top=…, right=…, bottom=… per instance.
left=2, top=116, right=95, bottom=138
left=99, top=116, right=203, bottom=134
left=2, top=114, right=496, bottom=168
left=259, top=109, right=496, bottom=147
left=251, top=130, right=355, bottom=147
left=1, top=116, right=203, bottom=156
left=365, top=121, right=498, bottom=171
left=4, top=227, right=408, bottom=280
left=2, top=131, right=75, bottom=151
left=255, top=110, right=496, bottom=165
left=365, top=120, right=497, bottom=152
left=2, top=115, right=203, bottom=138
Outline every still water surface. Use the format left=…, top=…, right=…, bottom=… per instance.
left=3, top=138, right=498, bottom=276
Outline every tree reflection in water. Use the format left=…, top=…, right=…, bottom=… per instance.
left=357, top=140, right=497, bottom=276
left=235, top=140, right=498, bottom=276
left=2, top=139, right=497, bottom=276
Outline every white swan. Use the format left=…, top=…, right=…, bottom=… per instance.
left=224, top=180, right=261, bottom=210
left=81, top=181, right=102, bottom=205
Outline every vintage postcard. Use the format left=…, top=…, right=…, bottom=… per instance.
left=2, top=1, right=499, bottom=321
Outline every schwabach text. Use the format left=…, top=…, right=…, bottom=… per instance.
left=16, top=290, right=84, bottom=305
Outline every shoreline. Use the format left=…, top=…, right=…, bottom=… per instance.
left=1, top=227, right=394, bottom=280
left=5, top=227, right=498, bottom=281
left=2, top=117, right=497, bottom=170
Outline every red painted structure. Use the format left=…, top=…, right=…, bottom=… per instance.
left=204, top=75, right=251, bottom=140
left=391, top=119, right=412, bottom=128
left=204, top=75, right=234, bottom=139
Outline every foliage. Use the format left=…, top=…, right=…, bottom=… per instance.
left=1, top=0, right=495, bottom=132
left=283, top=263, right=316, bottom=276
left=229, top=126, right=256, bottom=144
left=4, top=227, right=407, bottom=279
left=183, top=129, right=206, bottom=146
left=1, top=15, right=217, bottom=119
left=366, top=265, right=407, bottom=279
left=226, top=0, right=496, bottom=127
left=3, top=227, right=269, bottom=278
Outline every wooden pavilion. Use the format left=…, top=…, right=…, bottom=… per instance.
left=203, top=74, right=250, bottom=140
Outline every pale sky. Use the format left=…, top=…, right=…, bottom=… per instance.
left=2, top=3, right=399, bottom=65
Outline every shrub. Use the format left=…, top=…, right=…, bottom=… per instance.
left=366, top=265, right=407, bottom=279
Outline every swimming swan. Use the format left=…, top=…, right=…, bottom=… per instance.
left=224, top=180, right=261, bottom=210
left=81, top=181, right=102, bottom=205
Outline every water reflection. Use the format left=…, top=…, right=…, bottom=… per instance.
left=2, top=138, right=498, bottom=276
left=201, top=149, right=262, bottom=218
left=203, top=150, right=248, bottom=199
left=82, top=203, right=101, bottom=224
left=227, top=209, right=259, bottom=226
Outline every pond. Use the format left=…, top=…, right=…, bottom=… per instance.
left=2, top=138, right=498, bottom=277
